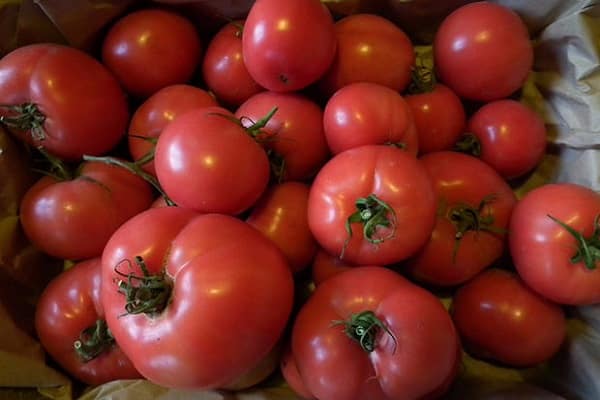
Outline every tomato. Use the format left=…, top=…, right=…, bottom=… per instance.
left=102, top=9, right=202, bottom=98
left=311, top=248, right=355, bottom=286
left=405, top=83, right=466, bottom=155
left=0, top=44, right=128, bottom=160
left=101, top=207, right=294, bottom=389
left=246, top=182, right=317, bottom=273
left=20, top=161, right=153, bottom=260
left=154, top=106, right=270, bottom=214
left=281, top=345, right=316, bottom=399
left=308, top=145, right=436, bottom=265
left=236, top=91, right=330, bottom=181
left=433, top=2, right=533, bottom=101
left=509, top=183, right=600, bottom=305
left=318, top=13, right=414, bottom=97
left=128, top=84, right=218, bottom=176
left=242, top=0, right=336, bottom=92
left=451, top=268, right=566, bottom=367
left=202, top=20, right=264, bottom=106
left=35, top=258, right=141, bottom=385
left=291, top=266, right=461, bottom=400
left=462, top=99, right=547, bottom=179
left=406, top=152, right=517, bottom=286
left=323, top=83, right=418, bottom=155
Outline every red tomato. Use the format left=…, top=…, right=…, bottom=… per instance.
left=247, top=182, right=317, bottom=273
left=236, top=91, right=330, bottom=181
left=406, top=152, right=517, bottom=286
left=433, top=2, right=533, bottom=101
left=102, top=9, right=202, bottom=98
left=464, top=99, right=547, bottom=179
left=451, top=269, right=566, bottom=367
left=281, top=345, right=316, bottom=400
left=128, top=84, right=218, bottom=176
left=323, top=83, right=418, bottom=155
left=0, top=44, right=128, bottom=160
left=318, top=13, right=415, bottom=96
left=308, top=145, right=436, bottom=265
left=202, top=20, right=264, bottom=106
left=242, top=0, right=336, bottom=92
left=510, top=183, right=600, bottom=305
left=35, top=258, right=141, bottom=385
left=20, top=161, right=153, bottom=260
left=101, top=208, right=294, bottom=389
left=311, top=248, right=355, bottom=286
left=154, top=106, right=270, bottom=214
left=405, top=83, right=466, bottom=155
left=291, top=266, right=461, bottom=400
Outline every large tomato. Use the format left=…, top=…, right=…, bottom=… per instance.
left=35, top=258, right=141, bottom=385
left=433, top=2, right=533, bottom=101
left=509, top=183, right=600, bottom=305
left=308, top=145, right=436, bottom=265
left=101, top=207, right=294, bottom=389
left=290, top=266, right=461, bottom=400
left=20, top=161, right=153, bottom=260
left=0, top=44, right=128, bottom=160
left=406, top=152, right=517, bottom=286
left=242, top=0, right=336, bottom=92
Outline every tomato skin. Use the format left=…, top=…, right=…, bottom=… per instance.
left=247, top=182, right=317, bottom=273
left=0, top=44, right=128, bottom=160
left=242, top=0, right=336, bottom=92
left=318, top=13, right=415, bottom=96
left=35, top=258, right=141, bottom=385
left=311, top=248, right=355, bottom=286
left=101, top=208, right=294, bottom=389
left=406, top=152, right=517, bottom=286
left=451, top=269, right=566, bottom=367
left=154, top=106, right=270, bottom=214
left=20, top=161, right=153, bottom=260
left=323, top=83, right=418, bottom=155
left=510, top=183, right=600, bottom=305
left=433, top=2, right=533, bottom=101
left=202, top=20, right=264, bottom=106
left=291, top=266, right=461, bottom=400
left=281, top=345, right=316, bottom=399
left=128, top=84, right=218, bottom=176
left=236, top=91, right=330, bottom=181
left=102, top=9, right=202, bottom=98
left=466, top=99, right=547, bottom=179
left=308, top=145, right=436, bottom=265
left=405, top=84, right=466, bottom=155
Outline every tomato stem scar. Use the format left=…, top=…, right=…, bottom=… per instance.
left=332, top=310, right=397, bottom=353
left=73, top=319, right=115, bottom=362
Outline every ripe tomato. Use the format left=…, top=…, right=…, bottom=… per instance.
left=281, top=345, right=316, bottom=399
left=154, top=106, right=270, bottom=214
left=202, top=20, right=264, bottom=106
left=433, top=2, right=533, bottom=101
left=406, top=152, right=517, bottom=286
left=101, top=207, right=294, bottom=389
left=102, top=9, right=202, bottom=98
left=20, top=161, right=153, bottom=260
left=463, top=99, right=547, bottom=179
left=308, top=145, right=436, bottom=265
left=318, top=13, right=415, bottom=96
left=0, top=44, right=128, bottom=160
left=311, top=248, right=355, bottom=286
left=235, top=91, right=329, bottom=181
left=291, top=266, right=461, bottom=400
left=323, top=83, right=418, bottom=155
left=35, top=258, right=141, bottom=385
left=128, top=84, right=218, bottom=176
left=247, top=182, right=317, bottom=273
left=510, top=183, right=600, bottom=305
left=451, top=269, right=566, bottom=367
left=242, top=0, right=336, bottom=92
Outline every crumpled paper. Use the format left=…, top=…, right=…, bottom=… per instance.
left=1, top=0, right=600, bottom=399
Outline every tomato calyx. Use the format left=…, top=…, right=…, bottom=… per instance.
left=454, top=133, right=482, bottom=157
left=0, top=102, right=46, bottom=141
left=341, top=194, right=397, bottom=259
left=407, top=62, right=436, bottom=94
left=115, top=256, right=173, bottom=316
left=548, top=214, right=600, bottom=270
left=332, top=310, right=396, bottom=353
left=73, top=319, right=115, bottom=362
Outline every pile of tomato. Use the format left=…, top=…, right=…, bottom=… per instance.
left=2, top=0, right=599, bottom=399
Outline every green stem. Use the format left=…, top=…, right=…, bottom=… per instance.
left=0, top=102, right=46, bottom=141
left=73, top=319, right=115, bottom=362
left=454, top=133, right=481, bottom=157
left=548, top=214, right=600, bottom=270
left=332, top=310, right=396, bottom=353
